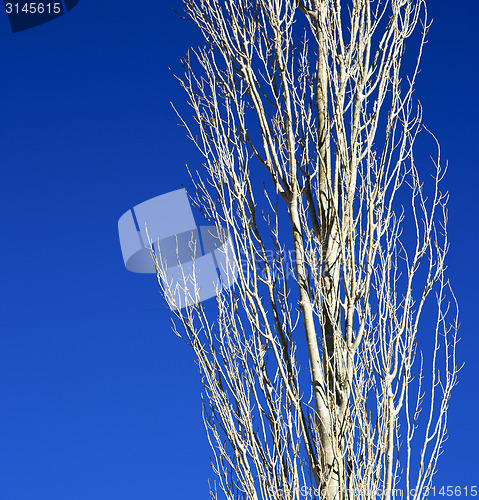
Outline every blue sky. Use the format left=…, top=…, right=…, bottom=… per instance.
left=0, top=1, right=477, bottom=499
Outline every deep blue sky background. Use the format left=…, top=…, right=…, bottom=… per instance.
left=0, top=1, right=477, bottom=499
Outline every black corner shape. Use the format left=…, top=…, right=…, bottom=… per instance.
left=63, top=0, right=79, bottom=11
left=3, top=1, right=80, bottom=33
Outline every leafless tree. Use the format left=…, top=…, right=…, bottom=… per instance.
left=148, top=1, right=461, bottom=499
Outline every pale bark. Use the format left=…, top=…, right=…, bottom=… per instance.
left=149, top=1, right=461, bottom=499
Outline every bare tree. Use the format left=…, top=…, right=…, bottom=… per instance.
left=149, top=1, right=461, bottom=499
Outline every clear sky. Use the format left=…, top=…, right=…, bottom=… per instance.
left=0, top=1, right=477, bottom=499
